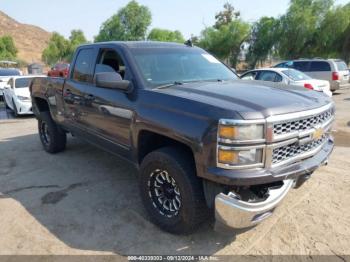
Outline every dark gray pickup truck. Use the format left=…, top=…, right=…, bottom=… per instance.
left=30, top=41, right=334, bottom=234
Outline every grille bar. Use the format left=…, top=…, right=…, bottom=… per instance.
left=273, top=107, right=334, bottom=137
left=272, top=135, right=328, bottom=165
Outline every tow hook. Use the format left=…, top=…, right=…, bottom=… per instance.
left=293, top=174, right=311, bottom=189
left=322, top=159, right=329, bottom=166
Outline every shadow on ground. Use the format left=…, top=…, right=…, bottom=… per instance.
left=0, top=133, right=236, bottom=255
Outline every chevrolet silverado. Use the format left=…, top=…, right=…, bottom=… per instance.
left=30, top=42, right=334, bottom=234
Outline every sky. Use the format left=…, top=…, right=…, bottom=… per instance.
left=0, top=0, right=349, bottom=41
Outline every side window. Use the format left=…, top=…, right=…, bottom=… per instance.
left=293, top=62, right=310, bottom=72
left=309, top=61, right=331, bottom=72
left=241, top=71, right=257, bottom=80
left=275, top=62, right=287, bottom=68
left=72, top=48, right=95, bottom=83
left=257, top=71, right=278, bottom=82
left=275, top=73, right=283, bottom=82
left=8, top=79, right=13, bottom=89
left=95, top=49, right=126, bottom=79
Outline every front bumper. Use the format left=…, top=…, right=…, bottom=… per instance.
left=204, top=137, right=334, bottom=186
left=212, top=137, right=333, bottom=230
left=15, top=100, right=33, bottom=115
left=215, top=179, right=294, bottom=229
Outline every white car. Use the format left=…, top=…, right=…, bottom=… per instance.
left=0, top=68, right=21, bottom=98
left=3, top=75, right=45, bottom=116
left=240, top=68, right=332, bottom=97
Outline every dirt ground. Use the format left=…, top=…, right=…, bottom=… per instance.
left=0, top=90, right=349, bottom=258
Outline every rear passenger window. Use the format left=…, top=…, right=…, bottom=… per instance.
left=72, top=48, right=95, bottom=83
left=257, top=71, right=278, bottom=82
left=309, top=61, right=331, bottom=72
left=241, top=71, right=258, bottom=80
left=275, top=73, right=283, bottom=82
left=293, top=62, right=310, bottom=72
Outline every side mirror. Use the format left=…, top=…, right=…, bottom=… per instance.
left=95, top=72, right=133, bottom=93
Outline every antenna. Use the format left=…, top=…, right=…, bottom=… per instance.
left=184, top=39, right=193, bottom=47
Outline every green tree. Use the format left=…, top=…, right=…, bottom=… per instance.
left=0, top=35, right=17, bottom=60
left=67, top=29, right=88, bottom=60
left=246, top=17, right=279, bottom=68
left=214, top=2, right=240, bottom=29
left=198, top=3, right=249, bottom=66
left=42, top=30, right=88, bottom=65
left=199, top=21, right=250, bottom=66
left=42, top=32, right=70, bottom=65
left=316, top=4, right=350, bottom=62
left=147, top=28, right=185, bottom=43
left=95, top=0, right=152, bottom=42
left=276, top=0, right=334, bottom=59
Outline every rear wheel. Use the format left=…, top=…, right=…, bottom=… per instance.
left=139, top=147, right=208, bottom=234
left=38, top=111, right=66, bottom=153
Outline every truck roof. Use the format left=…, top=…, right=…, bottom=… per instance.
left=80, top=41, right=197, bottom=50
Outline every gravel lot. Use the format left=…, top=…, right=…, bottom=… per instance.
left=0, top=90, right=349, bottom=258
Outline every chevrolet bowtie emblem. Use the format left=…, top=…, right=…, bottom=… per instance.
left=312, top=127, right=324, bottom=141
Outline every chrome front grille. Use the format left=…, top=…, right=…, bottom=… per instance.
left=273, top=108, right=334, bottom=136
left=272, top=135, right=328, bottom=165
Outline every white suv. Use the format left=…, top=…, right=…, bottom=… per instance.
left=274, top=59, right=350, bottom=92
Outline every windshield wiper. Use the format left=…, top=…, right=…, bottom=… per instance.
left=154, top=81, right=183, bottom=90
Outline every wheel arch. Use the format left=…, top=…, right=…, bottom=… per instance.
left=137, top=130, right=196, bottom=169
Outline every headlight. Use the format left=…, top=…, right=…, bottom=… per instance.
left=17, top=96, right=31, bottom=101
left=217, top=119, right=266, bottom=169
left=218, top=147, right=264, bottom=166
left=218, top=120, right=265, bottom=142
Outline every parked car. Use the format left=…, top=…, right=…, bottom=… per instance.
left=274, top=59, right=350, bottom=92
left=30, top=42, right=334, bottom=234
left=3, top=75, right=45, bottom=116
left=47, top=63, right=70, bottom=77
left=0, top=68, right=21, bottom=99
left=240, top=68, right=332, bottom=97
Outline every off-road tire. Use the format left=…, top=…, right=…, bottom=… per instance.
left=38, top=111, right=66, bottom=153
left=139, top=147, right=208, bottom=234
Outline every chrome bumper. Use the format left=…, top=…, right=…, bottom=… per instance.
left=215, top=179, right=294, bottom=229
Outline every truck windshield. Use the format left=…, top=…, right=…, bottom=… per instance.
left=15, top=78, right=34, bottom=88
left=131, top=48, right=238, bottom=88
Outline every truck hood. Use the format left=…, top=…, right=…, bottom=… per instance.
left=155, top=80, right=332, bottom=119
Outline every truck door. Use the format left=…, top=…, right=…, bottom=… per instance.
left=62, top=47, right=97, bottom=130
left=79, top=47, right=135, bottom=152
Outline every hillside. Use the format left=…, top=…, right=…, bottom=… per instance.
left=0, top=10, right=51, bottom=64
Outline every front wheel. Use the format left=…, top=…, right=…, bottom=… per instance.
left=139, top=147, right=208, bottom=234
left=38, top=111, right=66, bottom=153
